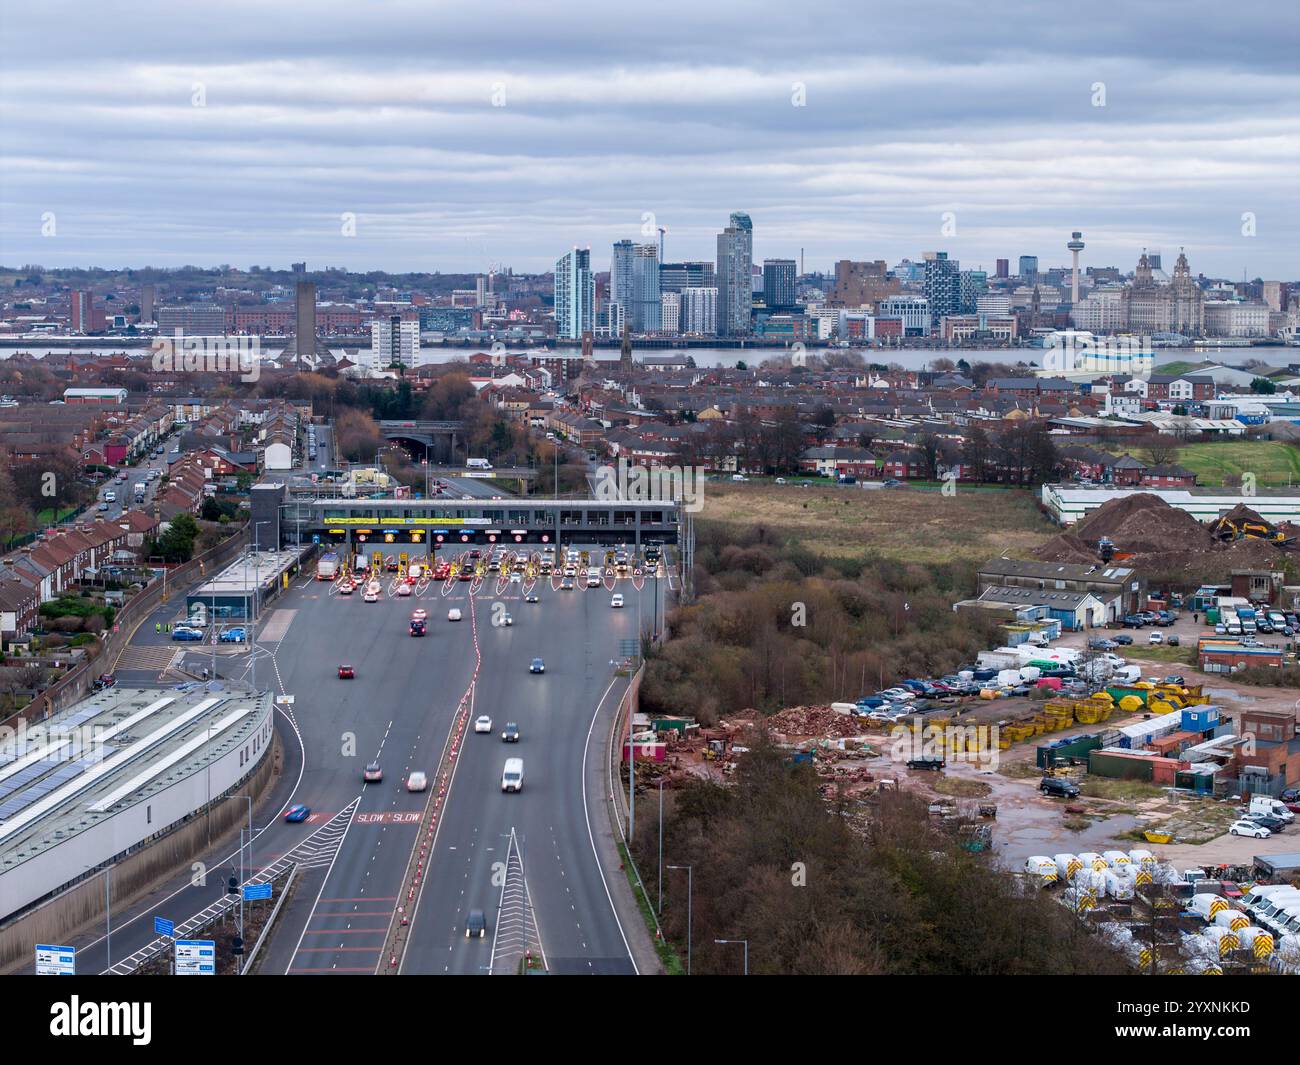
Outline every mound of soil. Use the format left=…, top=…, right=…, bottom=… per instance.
left=1035, top=492, right=1289, bottom=582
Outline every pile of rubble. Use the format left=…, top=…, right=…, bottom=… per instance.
left=766, top=704, right=868, bottom=738
left=1035, top=492, right=1288, bottom=578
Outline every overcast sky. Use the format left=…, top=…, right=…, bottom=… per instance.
left=1, top=1, right=1297, bottom=278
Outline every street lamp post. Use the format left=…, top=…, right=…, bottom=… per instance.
left=715, top=938, right=748, bottom=975
left=667, top=864, right=692, bottom=975
left=658, top=777, right=665, bottom=915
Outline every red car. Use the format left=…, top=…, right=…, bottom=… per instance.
left=338, top=664, right=355, bottom=679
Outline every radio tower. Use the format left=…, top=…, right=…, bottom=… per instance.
left=1067, top=231, right=1085, bottom=305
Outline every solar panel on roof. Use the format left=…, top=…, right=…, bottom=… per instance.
left=0, top=748, right=111, bottom=822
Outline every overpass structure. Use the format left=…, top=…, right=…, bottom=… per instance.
left=378, top=419, right=464, bottom=461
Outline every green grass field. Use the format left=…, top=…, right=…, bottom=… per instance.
left=701, top=482, right=1055, bottom=565
left=1103, top=440, right=1300, bottom=487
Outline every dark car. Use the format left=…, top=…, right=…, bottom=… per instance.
left=1166, top=635, right=1180, bottom=647
left=529, top=658, right=545, bottom=674
left=92, top=673, right=116, bottom=691
left=1112, top=634, right=1133, bottom=645
left=906, top=756, right=945, bottom=771
left=1088, top=638, right=1117, bottom=651
left=1122, top=615, right=1145, bottom=628
left=501, top=722, right=520, bottom=743
left=1039, top=777, right=1080, bottom=798
left=409, top=619, right=426, bottom=637
left=465, top=909, right=487, bottom=939
left=1247, top=813, right=1287, bottom=833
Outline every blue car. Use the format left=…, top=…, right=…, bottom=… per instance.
left=219, top=627, right=246, bottom=643
left=529, top=658, right=545, bottom=674
left=172, top=627, right=204, bottom=641
left=284, top=804, right=311, bottom=823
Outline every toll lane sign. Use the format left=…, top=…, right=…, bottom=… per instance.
left=35, top=944, right=75, bottom=975
left=175, top=939, right=216, bottom=975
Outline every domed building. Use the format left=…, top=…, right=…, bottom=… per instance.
left=1121, top=249, right=1204, bottom=335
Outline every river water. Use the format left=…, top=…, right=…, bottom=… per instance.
left=1, top=342, right=1292, bottom=373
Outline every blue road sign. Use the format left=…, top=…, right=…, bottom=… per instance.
left=175, top=939, right=216, bottom=976
left=154, top=916, right=175, bottom=938
left=243, top=883, right=272, bottom=901
left=35, top=945, right=75, bottom=976
left=312, top=534, right=321, bottom=544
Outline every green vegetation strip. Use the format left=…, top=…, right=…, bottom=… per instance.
left=616, top=840, right=685, bottom=976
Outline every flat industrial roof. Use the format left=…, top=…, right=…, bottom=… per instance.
left=189, top=548, right=304, bottom=598
left=0, top=685, right=271, bottom=871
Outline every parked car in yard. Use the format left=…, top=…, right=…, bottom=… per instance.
left=1148, top=631, right=1164, bottom=645
left=1230, top=819, right=1270, bottom=839
left=1112, top=634, right=1133, bottom=645
left=1039, top=777, right=1080, bottom=798
left=1246, top=813, right=1288, bottom=833
left=1122, top=615, right=1146, bottom=628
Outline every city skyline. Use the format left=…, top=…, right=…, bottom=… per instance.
left=1, top=2, right=1296, bottom=276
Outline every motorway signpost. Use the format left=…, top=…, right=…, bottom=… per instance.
left=243, top=883, right=272, bottom=901
left=34, top=944, right=75, bottom=975
left=153, top=916, right=175, bottom=938
left=174, top=939, right=216, bottom=976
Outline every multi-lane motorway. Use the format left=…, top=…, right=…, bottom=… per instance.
left=260, top=557, right=661, bottom=974
left=68, top=550, right=666, bottom=976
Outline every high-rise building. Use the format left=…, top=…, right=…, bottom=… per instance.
left=716, top=212, right=753, bottom=337
left=681, top=287, right=719, bottom=335
left=609, top=240, right=660, bottom=332
left=877, top=296, right=930, bottom=336
left=923, top=252, right=960, bottom=325
left=762, top=259, right=798, bottom=313
left=371, top=314, right=423, bottom=370
left=1018, top=255, right=1039, bottom=286
left=995, top=259, right=1009, bottom=279
left=660, top=292, right=681, bottom=334
left=959, top=269, right=988, bottom=314
left=293, top=281, right=317, bottom=368
left=632, top=244, right=661, bottom=332
left=828, top=260, right=898, bottom=308
left=554, top=247, right=594, bottom=340
left=140, top=285, right=156, bottom=324
left=70, top=290, right=92, bottom=333
left=659, top=261, right=714, bottom=294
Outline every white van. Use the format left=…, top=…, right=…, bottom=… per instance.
left=466, top=458, right=493, bottom=470
left=1248, top=795, right=1296, bottom=823
left=586, top=567, right=602, bottom=588
left=501, top=758, right=523, bottom=793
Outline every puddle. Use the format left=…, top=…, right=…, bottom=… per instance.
left=994, top=812, right=1140, bottom=869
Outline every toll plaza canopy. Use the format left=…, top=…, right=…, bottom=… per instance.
left=281, top=497, right=682, bottom=550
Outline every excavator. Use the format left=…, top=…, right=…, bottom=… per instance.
left=1211, top=515, right=1295, bottom=547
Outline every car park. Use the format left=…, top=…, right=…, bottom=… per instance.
left=338, top=664, right=355, bottom=679
left=284, top=804, right=311, bottom=823
left=363, top=762, right=383, bottom=783
left=530, top=657, right=545, bottom=674
left=474, top=715, right=493, bottom=733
